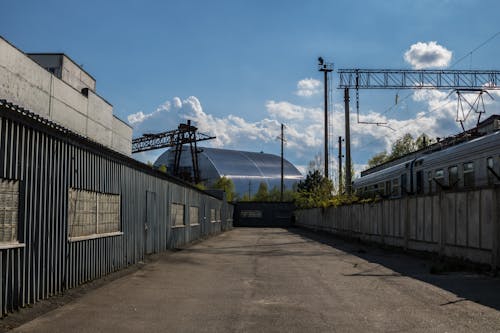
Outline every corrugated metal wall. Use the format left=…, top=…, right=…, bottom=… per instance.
left=0, top=101, right=233, bottom=316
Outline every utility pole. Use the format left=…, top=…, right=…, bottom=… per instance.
left=318, top=57, right=333, bottom=179
left=280, top=124, right=285, bottom=202
left=344, top=88, right=352, bottom=195
left=338, top=136, right=343, bottom=194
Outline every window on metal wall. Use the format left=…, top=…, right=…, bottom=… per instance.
left=0, top=179, right=19, bottom=243
left=448, top=166, right=458, bottom=188
left=189, top=206, right=199, bottom=225
left=487, top=157, right=495, bottom=185
left=463, top=162, right=474, bottom=187
left=171, top=203, right=185, bottom=226
left=68, top=188, right=121, bottom=239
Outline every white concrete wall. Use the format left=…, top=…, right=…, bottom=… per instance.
left=61, top=56, right=96, bottom=91
left=0, top=37, right=132, bottom=155
left=295, top=188, right=500, bottom=268
left=112, top=116, right=133, bottom=155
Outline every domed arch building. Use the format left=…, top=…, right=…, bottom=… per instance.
left=154, top=147, right=303, bottom=197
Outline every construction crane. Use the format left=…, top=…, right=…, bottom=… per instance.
left=337, top=68, right=500, bottom=195
left=132, top=120, right=216, bottom=183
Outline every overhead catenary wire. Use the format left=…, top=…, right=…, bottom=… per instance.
left=380, top=31, right=500, bottom=121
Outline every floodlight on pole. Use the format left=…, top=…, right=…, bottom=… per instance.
left=318, top=57, right=333, bottom=179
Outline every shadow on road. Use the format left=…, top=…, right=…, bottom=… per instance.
left=287, top=227, right=500, bottom=312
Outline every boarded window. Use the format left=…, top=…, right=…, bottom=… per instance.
left=463, top=162, right=474, bottom=187
left=98, top=193, right=121, bottom=234
left=0, top=179, right=19, bottom=243
left=68, top=189, right=120, bottom=238
left=171, top=203, right=185, bottom=226
left=189, top=206, right=199, bottom=225
left=210, top=208, right=216, bottom=222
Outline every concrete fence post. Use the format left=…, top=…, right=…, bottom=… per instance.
left=492, top=186, right=500, bottom=271
left=381, top=201, right=385, bottom=245
left=439, top=192, right=446, bottom=257
left=404, top=197, right=409, bottom=250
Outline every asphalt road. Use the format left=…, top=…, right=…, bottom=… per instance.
left=10, top=228, right=500, bottom=332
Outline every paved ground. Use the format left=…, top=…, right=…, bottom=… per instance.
left=9, top=228, right=500, bottom=332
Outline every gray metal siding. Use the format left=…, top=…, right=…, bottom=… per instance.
left=0, top=111, right=233, bottom=316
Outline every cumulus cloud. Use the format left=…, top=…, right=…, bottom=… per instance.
left=404, top=41, right=452, bottom=69
left=128, top=87, right=500, bottom=178
left=295, top=78, right=322, bottom=97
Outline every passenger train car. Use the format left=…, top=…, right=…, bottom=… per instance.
left=354, top=130, right=500, bottom=198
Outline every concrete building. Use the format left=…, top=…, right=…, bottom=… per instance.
left=154, top=147, right=304, bottom=197
left=0, top=37, right=132, bottom=155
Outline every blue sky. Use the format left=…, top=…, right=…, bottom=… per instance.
left=2, top=0, right=500, bottom=181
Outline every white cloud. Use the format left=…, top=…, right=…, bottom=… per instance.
left=295, top=78, right=322, bottom=97
left=128, top=88, right=500, bottom=177
left=404, top=41, right=452, bottom=69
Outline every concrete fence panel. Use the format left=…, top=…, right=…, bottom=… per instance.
left=295, top=187, right=499, bottom=269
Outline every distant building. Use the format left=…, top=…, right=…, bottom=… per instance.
left=0, top=37, right=132, bottom=155
left=154, top=147, right=303, bottom=197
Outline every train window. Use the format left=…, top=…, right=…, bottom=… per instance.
left=400, top=174, right=407, bottom=195
left=427, top=171, right=433, bottom=193
left=416, top=170, right=423, bottom=194
left=487, top=157, right=495, bottom=185
left=435, top=169, right=444, bottom=192
left=448, top=166, right=458, bottom=188
left=392, top=178, right=400, bottom=196
left=463, top=162, right=474, bottom=187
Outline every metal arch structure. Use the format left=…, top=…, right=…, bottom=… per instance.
left=336, top=68, right=500, bottom=196
left=338, top=69, right=500, bottom=90
left=132, top=120, right=216, bottom=183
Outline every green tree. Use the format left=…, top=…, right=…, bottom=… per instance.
left=253, top=182, right=269, bottom=201
left=415, top=133, right=432, bottom=149
left=158, top=164, right=167, bottom=173
left=295, top=170, right=334, bottom=207
left=212, top=176, right=236, bottom=202
left=195, top=182, right=207, bottom=190
left=268, top=186, right=281, bottom=202
left=389, top=133, right=416, bottom=159
left=367, top=151, right=389, bottom=168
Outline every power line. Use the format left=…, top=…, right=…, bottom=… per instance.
left=450, top=31, right=500, bottom=69
left=379, top=31, right=500, bottom=119
left=395, top=98, right=455, bottom=132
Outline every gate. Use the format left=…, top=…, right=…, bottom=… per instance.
left=233, top=202, right=295, bottom=227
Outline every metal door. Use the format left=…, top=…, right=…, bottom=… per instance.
left=145, top=191, right=157, bottom=254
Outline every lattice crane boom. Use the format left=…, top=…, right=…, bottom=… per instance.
left=131, top=121, right=216, bottom=184
left=132, top=123, right=216, bottom=153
